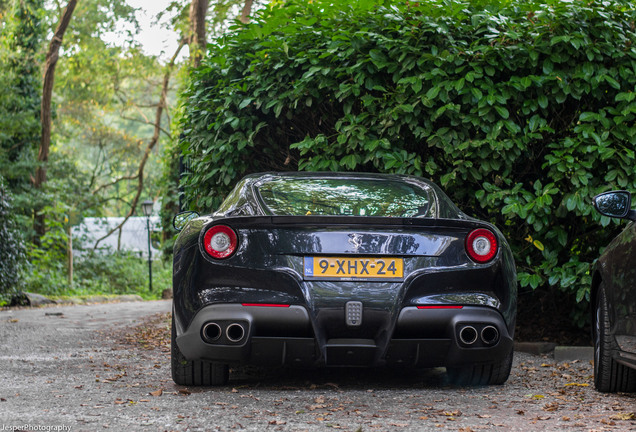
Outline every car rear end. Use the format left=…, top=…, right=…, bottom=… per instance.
left=172, top=172, right=516, bottom=385
left=173, top=216, right=516, bottom=376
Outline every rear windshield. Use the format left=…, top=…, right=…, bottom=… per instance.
left=256, top=177, right=434, bottom=217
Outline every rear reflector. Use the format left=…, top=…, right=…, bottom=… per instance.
left=417, top=305, right=464, bottom=309
left=241, top=303, right=290, bottom=308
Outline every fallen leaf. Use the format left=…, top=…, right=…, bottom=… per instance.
left=149, top=389, right=163, bottom=397
left=268, top=420, right=286, bottom=425
left=611, top=413, right=636, bottom=421
left=178, top=389, right=191, bottom=396
left=543, top=402, right=560, bottom=412
left=564, top=383, right=589, bottom=387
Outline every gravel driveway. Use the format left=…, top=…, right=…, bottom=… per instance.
left=0, top=300, right=634, bottom=431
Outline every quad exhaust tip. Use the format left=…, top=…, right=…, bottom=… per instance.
left=459, top=326, right=478, bottom=345
left=202, top=322, right=222, bottom=343
left=481, top=325, right=499, bottom=345
left=458, top=325, right=500, bottom=346
left=226, top=323, right=246, bottom=343
left=201, top=321, right=247, bottom=344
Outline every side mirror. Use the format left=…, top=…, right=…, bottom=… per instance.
left=173, top=211, right=199, bottom=231
left=593, top=191, right=635, bottom=220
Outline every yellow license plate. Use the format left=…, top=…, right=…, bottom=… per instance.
left=304, top=256, right=404, bottom=281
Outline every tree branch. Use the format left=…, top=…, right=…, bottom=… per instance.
left=92, top=173, right=140, bottom=195
left=92, top=40, right=186, bottom=249
left=119, top=115, right=172, bottom=138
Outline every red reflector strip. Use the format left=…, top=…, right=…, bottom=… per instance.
left=241, top=303, right=290, bottom=308
left=416, top=305, right=463, bottom=309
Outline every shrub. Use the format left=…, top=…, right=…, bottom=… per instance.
left=176, top=0, right=636, bottom=326
left=0, top=176, right=26, bottom=301
left=24, top=249, right=170, bottom=300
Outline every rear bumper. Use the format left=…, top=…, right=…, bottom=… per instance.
left=175, top=304, right=513, bottom=368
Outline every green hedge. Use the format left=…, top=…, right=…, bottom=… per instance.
left=176, top=0, right=636, bottom=325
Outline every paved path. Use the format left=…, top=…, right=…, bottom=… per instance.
left=0, top=300, right=634, bottom=431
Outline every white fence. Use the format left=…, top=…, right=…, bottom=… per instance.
left=72, top=216, right=162, bottom=259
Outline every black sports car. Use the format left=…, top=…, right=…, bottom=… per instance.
left=591, top=191, right=636, bottom=392
left=171, top=172, right=517, bottom=386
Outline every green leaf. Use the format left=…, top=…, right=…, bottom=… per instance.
left=238, top=98, right=252, bottom=109
left=426, top=86, right=440, bottom=99
left=495, top=105, right=509, bottom=119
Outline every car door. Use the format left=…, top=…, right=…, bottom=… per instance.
left=601, top=221, right=636, bottom=355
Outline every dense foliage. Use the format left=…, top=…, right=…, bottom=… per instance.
left=177, top=0, right=636, bottom=325
left=0, top=0, right=172, bottom=303
left=0, top=177, right=26, bottom=300
left=0, top=0, right=44, bottom=232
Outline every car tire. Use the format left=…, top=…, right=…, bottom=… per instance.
left=171, top=315, right=229, bottom=386
left=593, top=284, right=636, bottom=393
left=447, top=346, right=513, bottom=386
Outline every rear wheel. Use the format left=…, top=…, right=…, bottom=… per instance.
left=593, top=284, right=636, bottom=393
left=447, top=346, right=513, bottom=386
left=171, top=315, right=229, bottom=386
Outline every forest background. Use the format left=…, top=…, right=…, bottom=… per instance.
left=1, top=0, right=636, bottom=340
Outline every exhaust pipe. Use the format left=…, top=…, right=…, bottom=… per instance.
left=226, top=323, right=246, bottom=343
left=458, top=326, right=478, bottom=345
left=481, top=325, right=499, bottom=345
left=202, top=322, right=222, bottom=343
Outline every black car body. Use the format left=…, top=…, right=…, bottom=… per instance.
left=591, top=191, right=636, bottom=392
left=171, top=172, right=517, bottom=386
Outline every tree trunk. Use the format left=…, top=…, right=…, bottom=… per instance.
left=34, top=0, right=78, bottom=239
left=240, top=0, right=253, bottom=23
left=189, top=0, right=209, bottom=67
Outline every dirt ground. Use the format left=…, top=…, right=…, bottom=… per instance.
left=0, top=300, right=634, bottom=431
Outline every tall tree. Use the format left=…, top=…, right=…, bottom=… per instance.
left=33, top=0, right=78, bottom=238
left=189, top=0, right=209, bottom=67
left=240, top=0, right=253, bottom=23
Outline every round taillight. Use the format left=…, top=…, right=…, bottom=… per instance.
left=203, top=225, right=238, bottom=259
left=465, top=228, right=497, bottom=263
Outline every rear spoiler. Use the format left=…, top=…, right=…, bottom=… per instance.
left=204, top=215, right=490, bottom=231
